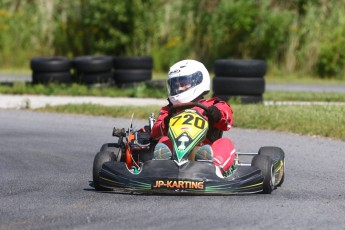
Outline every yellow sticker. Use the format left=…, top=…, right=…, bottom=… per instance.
left=169, top=110, right=208, bottom=140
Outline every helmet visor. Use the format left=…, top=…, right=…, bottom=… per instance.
left=168, top=71, right=203, bottom=96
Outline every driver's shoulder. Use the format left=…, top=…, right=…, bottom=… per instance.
left=200, top=97, right=224, bottom=105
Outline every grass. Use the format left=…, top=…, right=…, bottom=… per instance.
left=264, top=91, right=345, bottom=102
left=265, top=69, right=345, bottom=85
left=232, top=104, right=345, bottom=140
left=0, top=82, right=167, bottom=98
left=0, top=68, right=31, bottom=74
left=35, top=103, right=345, bottom=141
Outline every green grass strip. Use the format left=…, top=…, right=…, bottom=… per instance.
left=264, top=91, right=345, bottom=102
left=0, top=82, right=167, bottom=98
left=232, top=104, right=345, bottom=140
left=36, top=103, right=345, bottom=141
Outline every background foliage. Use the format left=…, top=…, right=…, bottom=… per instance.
left=1, top=0, right=345, bottom=79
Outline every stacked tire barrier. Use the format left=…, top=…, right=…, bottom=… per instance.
left=72, top=56, right=113, bottom=85
left=113, top=56, right=153, bottom=87
left=213, top=59, right=266, bottom=104
left=30, top=57, right=72, bottom=84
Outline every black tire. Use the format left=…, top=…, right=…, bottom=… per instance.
left=75, top=71, right=113, bottom=84
left=93, top=151, right=116, bottom=191
left=72, top=56, right=113, bottom=72
left=258, top=146, right=285, bottom=187
left=213, top=94, right=263, bottom=104
left=251, top=155, right=274, bottom=194
left=100, top=143, right=124, bottom=162
left=277, top=169, right=285, bottom=187
left=212, top=77, right=265, bottom=95
left=214, top=59, right=266, bottom=77
left=30, top=57, right=71, bottom=72
left=113, top=56, right=153, bottom=69
left=114, top=69, right=152, bottom=84
left=100, top=143, right=118, bottom=152
left=32, top=72, right=71, bottom=84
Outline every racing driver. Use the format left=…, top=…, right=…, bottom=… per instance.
left=150, top=59, right=236, bottom=176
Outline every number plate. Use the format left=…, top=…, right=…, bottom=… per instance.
left=169, top=109, right=208, bottom=140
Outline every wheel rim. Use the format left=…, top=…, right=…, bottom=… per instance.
left=270, top=164, right=275, bottom=187
left=281, top=159, right=285, bottom=176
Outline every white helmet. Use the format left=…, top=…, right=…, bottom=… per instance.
left=167, top=59, right=210, bottom=105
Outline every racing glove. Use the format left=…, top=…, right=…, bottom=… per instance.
left=204, top=105, right=221, bottom=124
left=163, top=114, right=171, bottom=129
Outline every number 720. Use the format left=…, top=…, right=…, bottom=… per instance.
left=170, top=114, right=206, bottom=129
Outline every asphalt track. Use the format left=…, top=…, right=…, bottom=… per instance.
left=1, top=109, right=345, bottom=230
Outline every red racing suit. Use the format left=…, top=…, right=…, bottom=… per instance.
left=150, top=97, right=236, bottom=172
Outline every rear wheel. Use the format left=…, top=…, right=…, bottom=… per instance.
left=93, top=151, right=116, bottom=191
left=100, top=143, right=124, bottom=162
left=100, top=143, right=117, bottom=152
left=252, top=155, right=274, bottom=194
left=259, top=146, right=285, bottom=187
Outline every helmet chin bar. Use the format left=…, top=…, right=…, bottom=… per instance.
left=169, top=88, right=196, bottom=104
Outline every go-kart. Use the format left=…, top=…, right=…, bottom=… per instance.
left=92, top=102, right=285, bottom=195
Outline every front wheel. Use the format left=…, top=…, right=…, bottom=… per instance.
left=258, top=146, right=285, bottom=187
left=93, top=151, right=116, bottom=191
left=252, top=155, right=274, bottom=194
